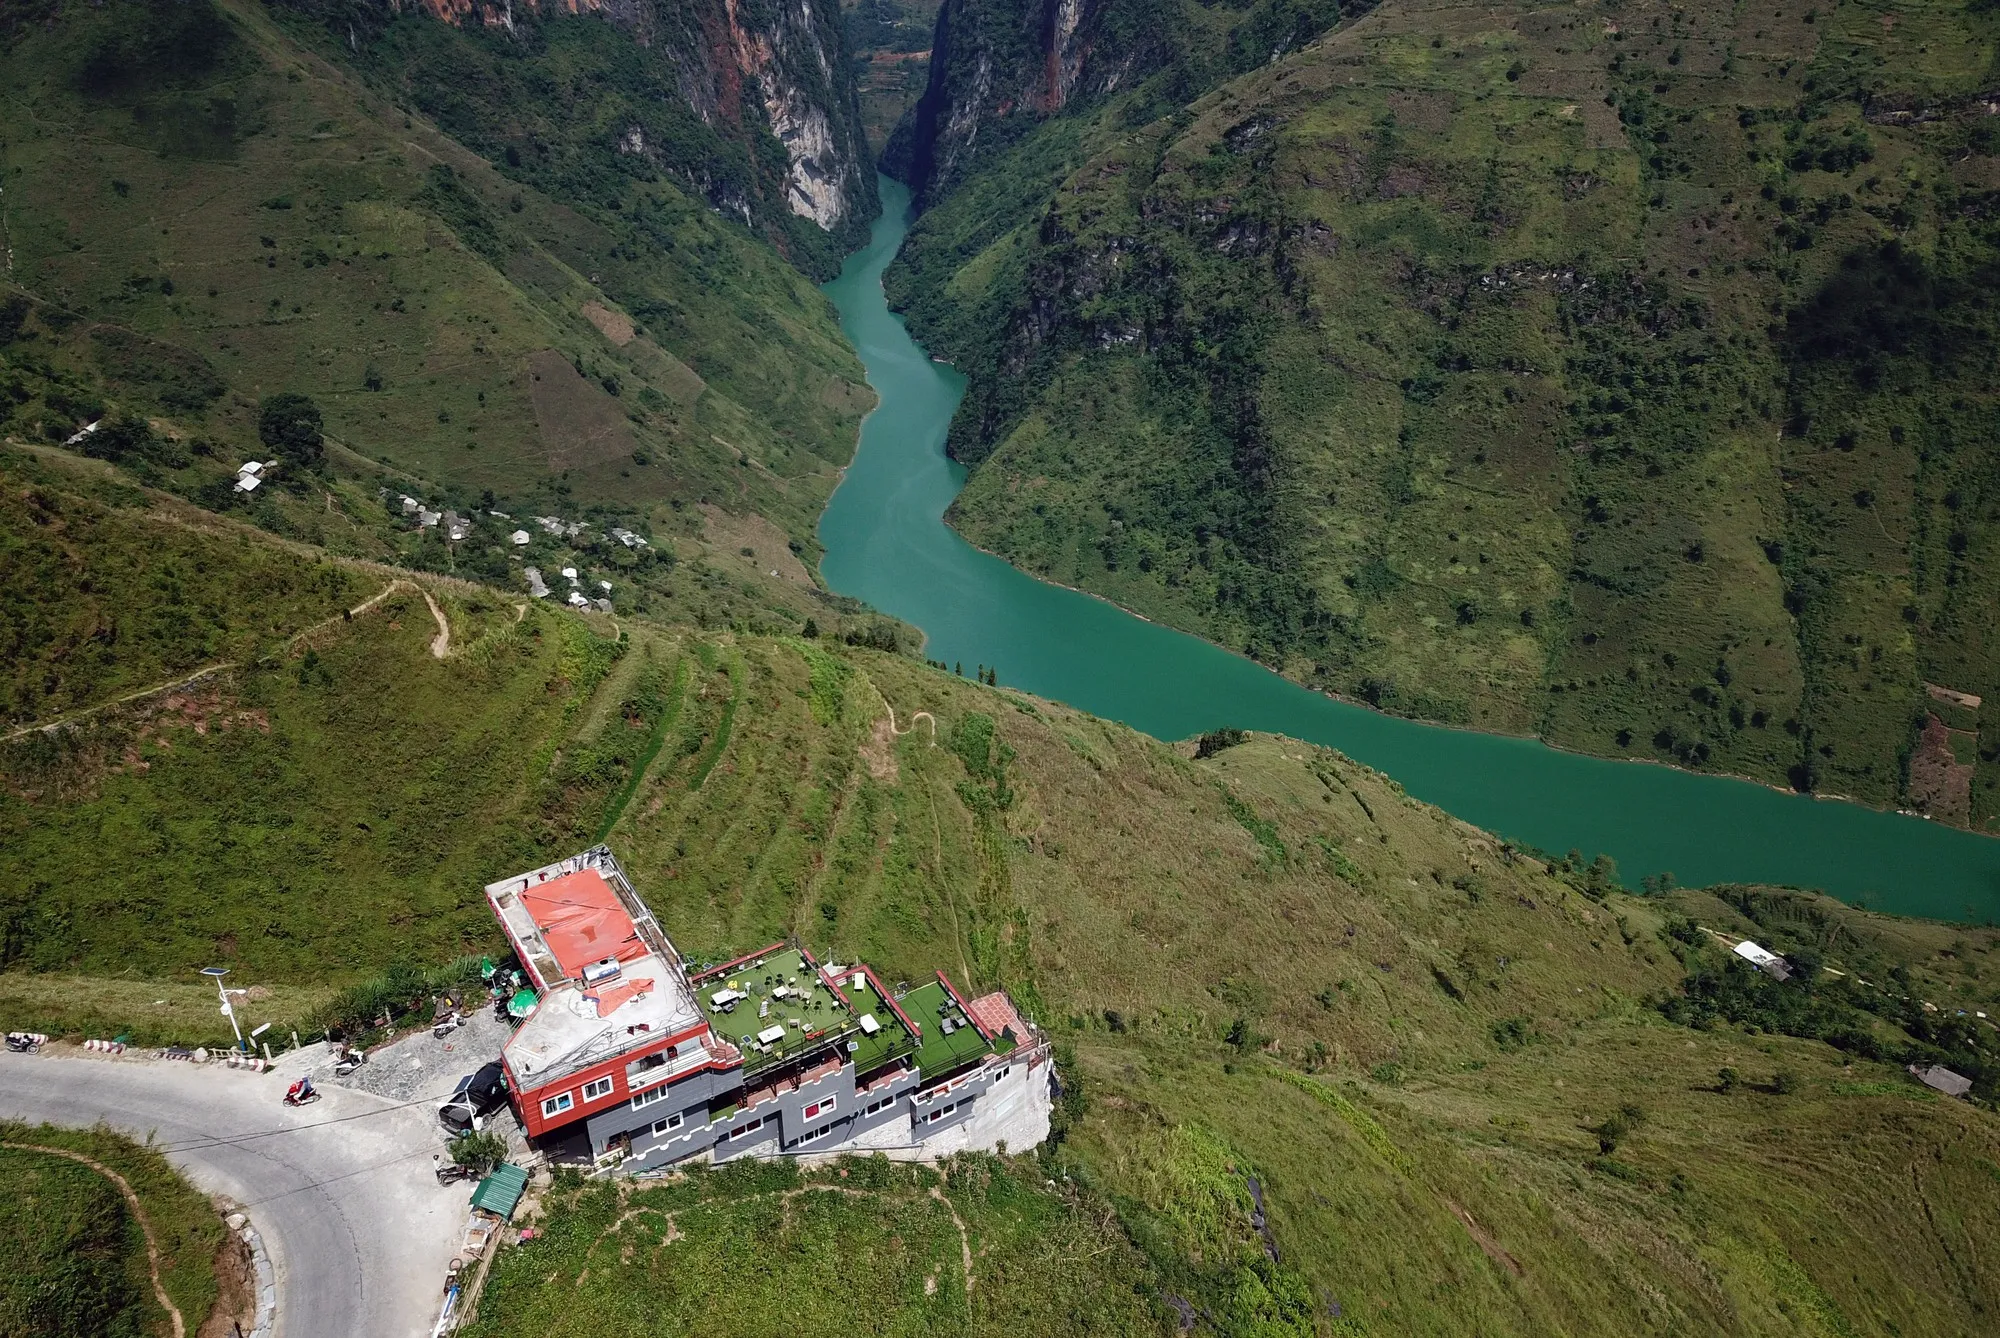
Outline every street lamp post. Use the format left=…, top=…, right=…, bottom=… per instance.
left=202, top=967, right=247, bottom=1052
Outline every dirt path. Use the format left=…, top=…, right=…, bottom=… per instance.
left=884, top=699, right=938, bottom=743
left=0, top=663, right=234, bottom=744
left=597, top=1182, right=977, bottom=1302
left=2, top=1141, right=186, bottom=1338
left=317, top=578, right=449, bottom=659
left=1, top=576, right=456, bottom=746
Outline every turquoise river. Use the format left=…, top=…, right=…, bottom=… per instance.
left=819, top=177, right=2000, bottom=923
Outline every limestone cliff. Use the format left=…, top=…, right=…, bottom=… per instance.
left=281, top=0, right=876, bottom=262
left=885, top=0, right=1343, bottom=204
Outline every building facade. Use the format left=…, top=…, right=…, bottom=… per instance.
left=486, top=847, right=1053, bottom=1170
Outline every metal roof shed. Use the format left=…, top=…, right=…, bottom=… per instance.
left=470, top=1163, right=529, bottom=1221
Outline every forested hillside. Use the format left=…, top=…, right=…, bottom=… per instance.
left=4, top=449, right=2000, bottom=1334
left=888, top=0, right=2000, bottom=829
left=0, top=0, right=875, bottom=559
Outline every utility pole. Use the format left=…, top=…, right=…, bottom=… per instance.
left=203, top=967, right=247, bottom=1052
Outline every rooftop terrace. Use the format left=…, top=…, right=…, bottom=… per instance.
left=695, top=947, right=920, bottom=1080
left=901, top=980, right=999, bottom=1080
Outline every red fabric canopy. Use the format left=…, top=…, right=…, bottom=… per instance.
left=520, top=870, right=645, bottom=980
left=586, top=977, right=655, bottom=1018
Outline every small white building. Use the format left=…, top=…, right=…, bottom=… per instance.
left=1732, top=940, right=1792, bottom=982
left=401, top=495, right=420, bottom=515
left=523, top=567, right=550, bottom=599
left=599, top=580, right=613, bottom=593
left=560, top=567, right=579, bottom=583
left=566, top=590, right=590, bottom=608
left=510, top=530, right=531, bottom=547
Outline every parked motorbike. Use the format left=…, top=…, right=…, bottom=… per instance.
left=331, top=1046, right=367, bottom=1077
left=5, top=1032, right=45, bottom=1054
left=284, top=1078, right=320, bottom=1106
left=435, top=1159, right=479, bottom=1185
left=432, top=1010, right=464, bottom=1040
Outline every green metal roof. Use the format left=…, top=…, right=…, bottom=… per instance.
left=471, top=1163, right=529, bottom=1220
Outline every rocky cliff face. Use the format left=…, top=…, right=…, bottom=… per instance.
left=286, top=0, right=875, bottom=256
left=886, top=0, right=1158, bottom=202
left=885, top=0, right=1342, bottom=204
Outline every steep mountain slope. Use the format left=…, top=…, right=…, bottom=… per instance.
left=0, top=0, right=872, bottom=552
left=844, top=0, right=942, bottom=153
left=4, top=454, right=2000, bottom=1334
left=274, top=0, right=880, bottom=273
left=888, top=0, right=2000, bottom=829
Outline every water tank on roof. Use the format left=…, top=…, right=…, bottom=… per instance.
left=582, top=957, right=623, bottom=984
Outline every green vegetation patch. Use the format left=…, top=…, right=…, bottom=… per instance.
left=461, top=1154, right=1161, bottom=1338
left=0, top=1120, right=225, bottom=1338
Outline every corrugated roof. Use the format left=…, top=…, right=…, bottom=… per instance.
left=471, top=1163, right=529, bottom=1219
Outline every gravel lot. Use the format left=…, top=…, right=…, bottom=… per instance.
left=317, top=1007, right=515, bottom=1106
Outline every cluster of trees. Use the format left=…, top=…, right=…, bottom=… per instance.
left=1655, top=921, right=1994, bottom=1099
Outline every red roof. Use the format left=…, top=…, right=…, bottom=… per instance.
left=519, top=870, right=645, bottom=980
left=966, top=991, right=1026, bottom=1045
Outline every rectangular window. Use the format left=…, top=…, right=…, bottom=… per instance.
left=630, top=1085, right=670, bottom=1111
left=727, top=1116, right=765, bottom=1141
left=863, top=1097, right=894, bottom=1117
left=802, top=1095, right=836, bottom=1121
left=797, top=1123, right=835, bottom=1145
left=651, top=1112, right=685, bottom=1137
left=540, top=1092, right=574, bottom=1118
left=581, top=1076, right=615, bottom=1102
left=925, top=1102, right=957, bottom=1124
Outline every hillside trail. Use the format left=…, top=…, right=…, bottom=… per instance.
left=0, top=576, right=453, bottom=745
left=882, top=699, right=937, bottom=743
left=1, top=1141, right=186, bottom=1338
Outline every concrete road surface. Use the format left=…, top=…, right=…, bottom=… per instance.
left=0, top=1049, right=465, bottom=1338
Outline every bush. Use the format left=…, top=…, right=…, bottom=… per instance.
left=450, top=1130, right=508, bottom=1174
left=316, top=956, right=484, bottom=1041
left=258, top=392, right=325, bottom=473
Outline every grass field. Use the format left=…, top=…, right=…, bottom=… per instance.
left=4, top=396, right=2000, bottom=1331
left=461, top=1155, right=1158, bottom=1337
left=890, top=0, right=2000, bottom=829
left=0, top=1120, right=226, bottom=1338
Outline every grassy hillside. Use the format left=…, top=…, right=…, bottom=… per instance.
left=0, top=0, right=871, bottom=557
left=0, top=1121, right=228, bottom=1338
left=890, top=0, right=2000, bottom=830
left=4, top=472, right=1999, bottom=1333
left=463, top=1155, right=1158, bottom=1337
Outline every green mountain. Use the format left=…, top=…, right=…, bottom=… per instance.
left=886, top=0, right=2000, bottom=830
left=9, top=3, right=2000, bottom=1333
left=0, top=0, right=876, bottom=559
left=4, top=448, right=2000, bottom=1334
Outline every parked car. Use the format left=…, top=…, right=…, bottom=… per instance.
left=437, top=1060, right=509, bottom=1135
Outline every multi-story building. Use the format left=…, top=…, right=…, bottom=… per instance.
left=484, top=847, right=1053, bottom=1170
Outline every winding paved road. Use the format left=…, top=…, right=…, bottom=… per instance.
left=0, top=1049, right=463, bottom=1338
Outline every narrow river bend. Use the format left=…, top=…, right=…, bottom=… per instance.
left=819, top=177, right=2000, bottom=923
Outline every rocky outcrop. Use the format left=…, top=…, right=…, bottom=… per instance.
left=887, top=0, right=1162, bottom=202
left=886, top=0, right=1345, bottom=205
left=285, top=0, right=873, bottom=244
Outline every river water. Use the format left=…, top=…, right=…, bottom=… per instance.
left=819, top=177, right=2000, bottom=923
